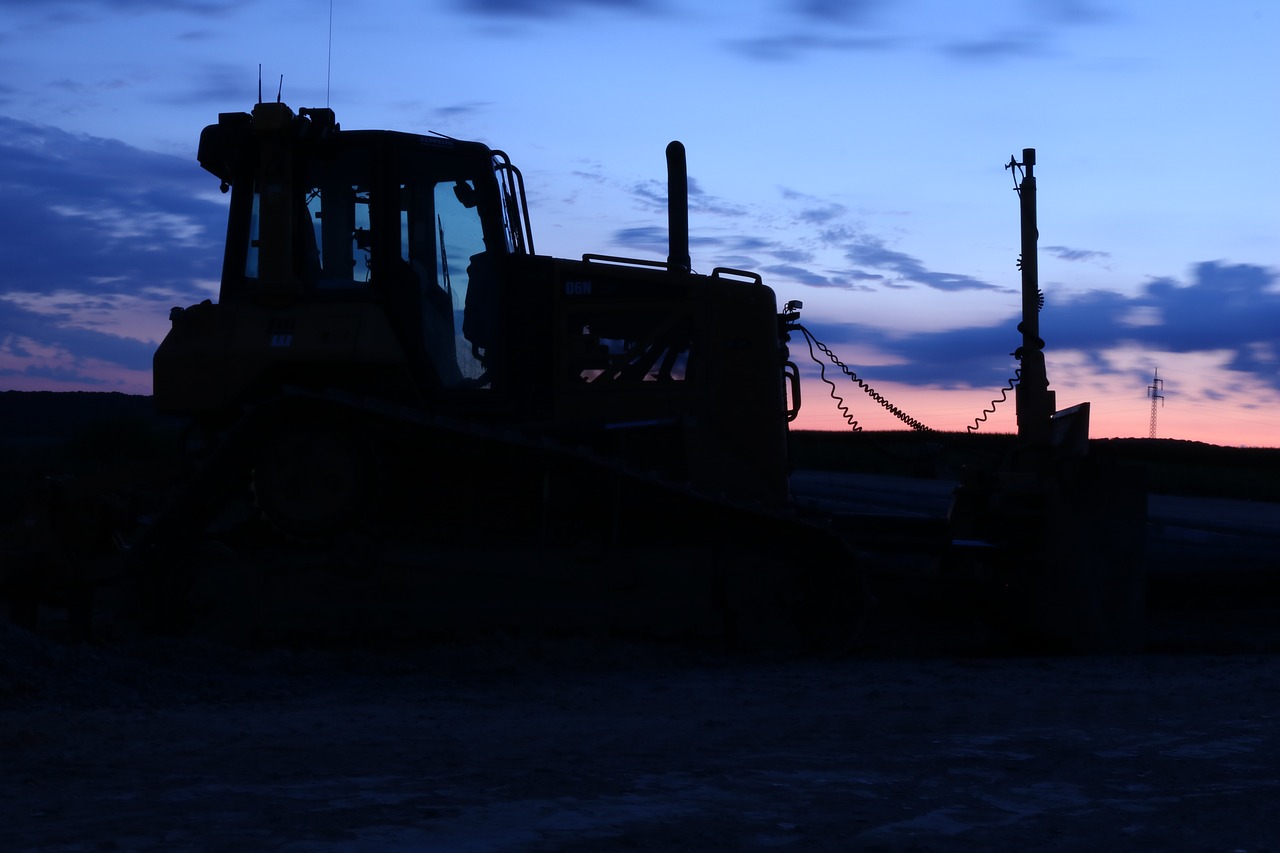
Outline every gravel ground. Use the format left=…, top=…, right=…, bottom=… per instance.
left=4, top=620, right=1280, bottom=852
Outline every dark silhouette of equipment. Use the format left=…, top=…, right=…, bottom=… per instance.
left=158, top=103, right=792, bottom=512
left=67, top=110, right=1145, bottom=652
left=944, top=149, right=1147, bottom=652
left=145, top=101, right=865, bottom=649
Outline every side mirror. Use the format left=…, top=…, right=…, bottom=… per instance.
left=453, top=181, right=478, bottom=209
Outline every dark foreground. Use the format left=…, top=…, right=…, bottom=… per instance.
left=3, top=392, right=1280, bottom=850
left=4, top=628, right=1280, bottom=852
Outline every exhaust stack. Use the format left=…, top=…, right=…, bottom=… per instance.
left=666, top=141, right=690, bottom=274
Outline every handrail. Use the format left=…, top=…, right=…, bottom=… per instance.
left=581, top=254, right=670, bottom=269
left=490, top=151, right=535, bottom=256
left=711, top=267, right=762, bottom=285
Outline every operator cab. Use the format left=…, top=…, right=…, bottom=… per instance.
left=197, top=101, right=533, bottom=391
left=163, top=102, right=793, bottom=505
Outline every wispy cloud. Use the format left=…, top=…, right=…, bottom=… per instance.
left=616, top=181, right=999, bottom=294
left=5, top=0, right=246, bottom=24
left=730, top=0, right=1114, bottom=64
left=843, top=235, right=1002, bottom=292
left=0, top=117, right=224, bottom=284
left=760, top=263, right=842, bottom=289
left=1034, top=0, right=1113, bottom=25
left=804, top=261, right=1280, bottom=391
left=941, top=31, right=1053, bottom=61
left=627, top=176, right=749, bottom=218
left=726, top=34, right=898, bottom=62
left=0, top=301, right=155, bottom=373
left=157, top=62, right=263, bottom=106
left=1023, top=263, right=1280, bottom=360
left=1045, top=245, right=1110, bottom=263
left=611, top=226, right=667, bottom=254
left=451, top=0, right=661, bottom=20
left=789, top=0, right=887, bottom=25
left=0, top=116, right=225, bottom=384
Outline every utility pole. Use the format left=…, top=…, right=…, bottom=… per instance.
left=1007, top=149, right=1053, bottom=447
left=1147, top=368, right=1164, bottom=439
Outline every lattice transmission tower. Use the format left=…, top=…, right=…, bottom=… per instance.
left=1147, top=368, right=1164, bottom=439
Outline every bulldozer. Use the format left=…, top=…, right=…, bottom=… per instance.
left=141, top=100, right=861, bottom=648
left=158, top=103, right=798, bottom=524
left=9, top=103, right=1145, bottom=652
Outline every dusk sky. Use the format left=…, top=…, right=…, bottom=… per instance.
left=1, top=0, right=1276, bottom=446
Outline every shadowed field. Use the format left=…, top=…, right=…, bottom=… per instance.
left=2, top=393, right=1279, bottom=851
left=5, top=390, right=1278, bottom=499
left=2, top=391, right=1278, bottom=655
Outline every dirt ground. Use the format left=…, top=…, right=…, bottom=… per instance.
left=3, top=406, right=1277, bottom=852
left=4, top=620, right=1279, bottom=853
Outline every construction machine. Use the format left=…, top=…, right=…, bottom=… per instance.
left=20, top=105, right=1143, bottom=651
left=158, top=104, right=794, bottom=522
left=142, top=100, right=860, bottom=648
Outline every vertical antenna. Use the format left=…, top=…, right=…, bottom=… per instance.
left=1147, top=368, right=1164, bottom=439
left=327, top=0, right=334, bottom=108
left=258, top=63, right=263, bottom=104
left=1006, top=148, right=1051, bottom=448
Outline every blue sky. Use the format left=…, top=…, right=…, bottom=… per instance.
left=1, top=0, right=1277, bottom=444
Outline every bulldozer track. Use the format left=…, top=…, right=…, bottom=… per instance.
left=105, top=388, right=868, bottom=653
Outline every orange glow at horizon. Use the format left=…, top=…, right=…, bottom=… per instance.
left=3, top=341, right=1276, bottom=448
left=0, top=336, right=152, bottom=396
left=791, top=368, right=1280, bottom=449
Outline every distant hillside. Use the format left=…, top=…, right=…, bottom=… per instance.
left=0, top=391, right=157, bottom=442
left=790, top=429, right=1280, bottom=502
left=0, top=393, right=1276, bottom=502
left=1094, top=437, right=1280, bottom=501
left=0, top=393, right=179, bottom=511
